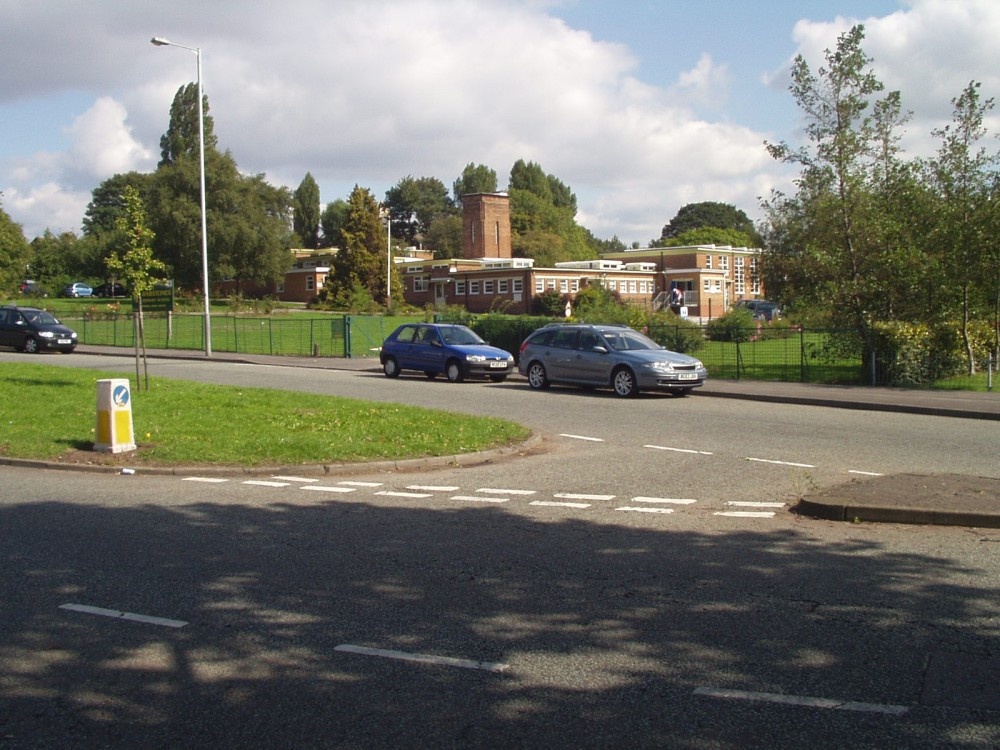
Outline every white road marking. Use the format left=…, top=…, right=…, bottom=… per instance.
left=375, top=490, right=433, bottom=498
left=452, top=495, right=509, bottom=503
left=726, top=501, right=786, bottom=508
left=531, top=500, right=591, bottom=509
left=746, top=457, right=815, bottom=468
left=559, top=434, right=605, bottom=442
left=477, top=488, right=536, bottom=495
left=714, top=511, right=776, bottom=518
left=554, top=492, right=615, bottom=501
left=694, top=686, right=909, bottom=715
left=335, top=644, right=507, bottom=673
left=632, top=496, right=697, bottom=505
left=407, top=485, right=460, bottom=492
left=849, top=470, right=884, bottom=476
left=59, top=603, right=187, bottom=629
left=182, top=477, right=229, bottom=483
left=242, top=480, right=290, bottom=488
left=272, top=475, right=319, bottom=483
left=339, top=481, right=383, bottom=487
left=301, top=485, right=357, bottom=493
left=616, top=506, right=675, bottom=514
left=644, top=444, right=714, bottom=455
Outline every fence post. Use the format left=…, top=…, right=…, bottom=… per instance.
left=344, top=316, right=352, bottom=358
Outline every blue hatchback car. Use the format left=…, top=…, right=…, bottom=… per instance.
left=380, top=323, right=514, bottom=382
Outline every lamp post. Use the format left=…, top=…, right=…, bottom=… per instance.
left=151, top=36, right=212, bottom=356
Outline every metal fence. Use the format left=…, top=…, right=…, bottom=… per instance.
left=66, top=312, right=997, bottom=392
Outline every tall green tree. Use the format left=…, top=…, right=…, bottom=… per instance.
left=761, top=25, right=908, bottom=332
left=657, top=201, right=758, bottom=244
left=318, top=186, right=401, bottom=308
left=507, top=160, right=593, bottom=265
left=452, top=163, right=498, bottom=201
left=320, top=198, right=349, bottom=248
left=926, top=81, right=998, bottom=372
left=293, top=172, right=321, bottom=248
left=384, top=175, right=455, bottom=245
left=159, top=83, right=217, bottom=167
left=0, top=196, right=30, bottom=292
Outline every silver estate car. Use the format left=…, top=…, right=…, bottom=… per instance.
left=518, top=323, right=707, bottom=398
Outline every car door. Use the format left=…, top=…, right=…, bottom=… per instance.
left=411, top=325, right=446, bottom=373
left=0, top=309, right=11, bottom=348
left=572, top=329, right=612, bottom=385
left=543, top=328, right=580, bottom=381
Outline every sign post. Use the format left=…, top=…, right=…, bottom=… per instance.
left=94, top=379, right=136, bottom=454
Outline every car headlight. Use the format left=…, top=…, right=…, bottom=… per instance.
left=643, top=361, right=674, bottom=372
left=693, top=360, right=704, bottom=369
left=466, top=354, right=486, bottom=362
left=39, top=331, right=55, bottom=338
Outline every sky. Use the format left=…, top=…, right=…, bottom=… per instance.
left=2, top=0, right=1000, bottom=246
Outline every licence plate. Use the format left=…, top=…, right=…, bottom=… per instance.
left=489, top=361, right=508, bottom=368
left=678, top=372, right=697, bottom=380
left=57, top=339, right=72, bottom=345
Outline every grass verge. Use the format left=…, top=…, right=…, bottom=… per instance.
left=0, top=363, right=531, bottom=467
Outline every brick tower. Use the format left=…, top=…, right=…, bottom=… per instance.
left=461, top=193, right=511, bottom=259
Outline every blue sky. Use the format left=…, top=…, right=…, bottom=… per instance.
left=2, top=0, right=997, bottom=245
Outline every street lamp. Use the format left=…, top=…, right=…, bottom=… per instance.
left=151, top=36, right=212, bottom=356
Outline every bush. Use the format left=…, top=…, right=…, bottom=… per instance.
left=646, top=314, right=704, bottom=354
left=706, top=308, right=755, bottom=342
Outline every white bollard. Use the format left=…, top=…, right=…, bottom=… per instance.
left=94, top=379, right=136, bottom=454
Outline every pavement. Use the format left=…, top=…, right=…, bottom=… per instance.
left=45, top=345, right=1000, bottom=529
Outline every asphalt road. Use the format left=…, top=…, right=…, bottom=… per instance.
left=1, top=352, right=998, bottom=748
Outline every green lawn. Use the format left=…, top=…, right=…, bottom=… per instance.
left=0, top=362, right=530, bottom=467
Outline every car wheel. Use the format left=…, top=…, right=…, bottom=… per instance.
left=23, top=337, right=39, bottom=354
left=526, top=361, right=550, bottom=390
left=382, top=357, right=400, bottom=378
left=612, top=366, right=639, bottom=398
left=446, top=360, right=464, bottom=383
left=424, top=371, right=437, bottom=379
left=489, top=373, right=507, bottom=383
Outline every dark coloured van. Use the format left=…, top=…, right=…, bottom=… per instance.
left=0, top=306, right=78, bottom=353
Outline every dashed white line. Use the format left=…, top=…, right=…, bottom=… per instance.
left=726, top=501, right=786, bottom=508
left=554, top=492, right=615, bottom=501
left=375, top=490, right=433, bottom=498
left=335, top=644, right=507, bottom=673
left=849, top=470, right=884, bottom=476
left=714, top=511, right=776, bottom=518
left=182, top=477, right=228, bottom=483
left=272, top=475, right=319, bottom=483
left=242, top=480, right=290, bottom=488
left=338, top=481, right=383, bottom=487
left=746, top=457, right=815, bottom=468
left=616, top=506, right=675, bottom=514
left=452, top=495, right=508, bottom=503
left=301, top=485, right=357, bottom=493
left=407, top=485, right=460, bottom=492
left=693, top=686, right=909, bottom=715
left=477, top=488, right=536, bottom=496
left=531, top=500, right=591, bottom=509
left=559, top=434, right=605, bottom=442
left=632, top=496, right=697, bottom=505
left=644, top=445, right=714, bottom=455
left=60, top=603, right=187, bottom=629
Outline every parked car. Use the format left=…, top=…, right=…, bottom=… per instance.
left=61, top=282, right=93, bottom=298
left=0, top=305, right=78, bottom=353
left=19, top=280, right=47, bottom=297
left=92, top=282, right=128, bottom=298
left=518, top=323, right=707, bottom=398
left=380, top=323, right=515, bottom=382
left=735, top=299, right=781, bottom=321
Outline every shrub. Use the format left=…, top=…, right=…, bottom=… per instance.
left=646, top=314, right=704, bottom=354
left=706, top=308, right=755, bottom=342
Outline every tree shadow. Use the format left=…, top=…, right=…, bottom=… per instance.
left=1, top=494, right=997, bottom=748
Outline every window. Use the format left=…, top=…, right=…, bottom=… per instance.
left=734, top=257, right=745, bottom=295
left=750, top=258, right=761, bottom=294
left=498, top=279, right=509, bottom=294
left=560, top=279, right=569, bottom=293
left=512, top=279, right=523, bottom=293
left=483, top=279, right=494, bottom=294
left=547, top=279, right=556, bottom=291
left=455, top=280, right=466, bottom=295
left=535, top=279, right=545, bottom=293
left=571, top=279, right=579, bottom=292
left=470, top=280, right=480, bottom=295
left=705, top=255, right=713, bottom=269
left=414, top=276, right=429, bottom=293
left=628, top=280, right=637, bottom=294
left=719, top=255, right=729, bottom=271
left=306, top=277, right=315, bottom=291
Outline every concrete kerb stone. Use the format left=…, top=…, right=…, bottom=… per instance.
left=796, top=496, right=1000, bottom=529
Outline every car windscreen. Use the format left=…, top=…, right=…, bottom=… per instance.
left=600, top=329, right=661, bottom=352
left=441, top=327, right=485, bottom=345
